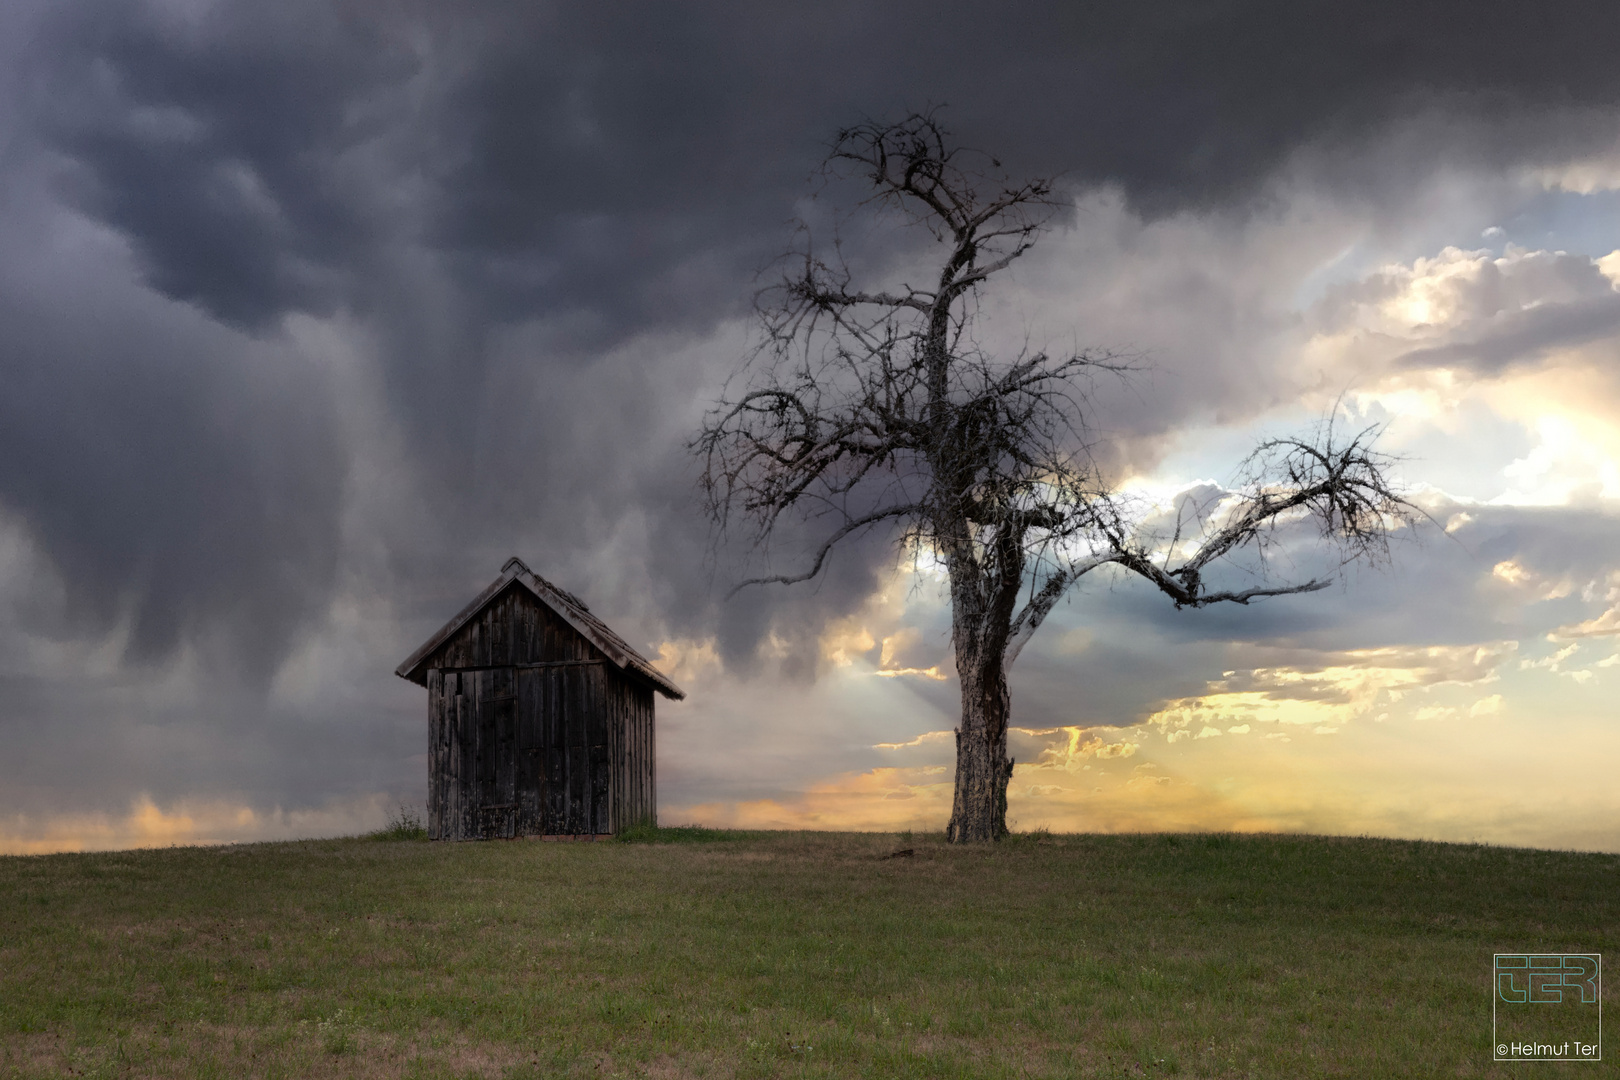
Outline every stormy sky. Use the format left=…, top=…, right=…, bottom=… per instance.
left=3, top=1, right=1620, bottom=852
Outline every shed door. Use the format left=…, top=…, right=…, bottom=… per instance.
left=541, top=662, right=610, bottom=835
left=472, top=667, right=519, bottom=839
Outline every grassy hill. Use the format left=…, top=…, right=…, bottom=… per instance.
left=0, top=828, right=1613, bottom=1078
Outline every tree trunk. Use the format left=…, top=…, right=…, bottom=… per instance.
left=945, top=649, right=1014, bottom=842
left=943, top=534, right=1021, bottom=843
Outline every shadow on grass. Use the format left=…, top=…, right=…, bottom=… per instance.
left=363, top=811, right=754, bottom=845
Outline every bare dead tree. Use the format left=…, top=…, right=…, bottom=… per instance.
left=694, top=114, right=1419, bottom=843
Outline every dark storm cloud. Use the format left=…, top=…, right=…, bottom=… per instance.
left=4, top=0, right=1620, bottom=830
left=0, top=244, right=346, bottom=678
left=11, top=0, right=1620, bottom=649
left=32, top=1, right=1620, bottom=336
left=30, top=3, right=412, bottom=330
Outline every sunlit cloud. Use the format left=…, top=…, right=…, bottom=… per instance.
left=1307, top=245, right=1620, bottom=375
left=1272, top=241, right=1620, bottom=517
left=1527, top=149, right=1620, bottom=195
left=0, top=794, right=396, bottom=856
left=1491, top=559, right=1577, bottom=600
left=1521, top=642, right=1583, bottom=673
left=1018, top=726, right=1140, bottom=768
left=653, top=637, right=724, bottom=686
left=1550, top=573, right=1620, bottom=638
left=873, top=666, right=949, bottom=680
left=668, top=766, right=952, bottom=832
left=1553, top=607, right=1620, bottom=638
left=1142, top=642, right=1518, bottom=737
left=821, top=624, right=877, bottom=669
left=873, top=729, right=953, bottom=751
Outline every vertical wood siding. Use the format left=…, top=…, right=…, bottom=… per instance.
left=600, top=673, right=655, bottom=833
left=423, top=583, right=658, bottom=840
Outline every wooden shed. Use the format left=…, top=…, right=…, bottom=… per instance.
left=395, top=557, right=684, bottom=841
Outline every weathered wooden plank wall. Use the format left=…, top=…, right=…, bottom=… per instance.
left=517, top=668, right=543, bottom=835
left=422, top=583, right=658, bottom=840
left=428, top=585, right=599, bottom=670
left=602, top=675, right=656, bottom=831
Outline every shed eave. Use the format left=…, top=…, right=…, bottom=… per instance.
left=392, top=570, right=519, bottom=685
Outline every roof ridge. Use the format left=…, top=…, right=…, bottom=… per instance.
left=505, top=556, right=592, bottom=612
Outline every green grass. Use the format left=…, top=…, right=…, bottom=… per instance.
left=614, top=822, right=742, bottom=844
left=0, top=830, right=1613, bottom=1078
left=365, top=805, right=429, bottom=843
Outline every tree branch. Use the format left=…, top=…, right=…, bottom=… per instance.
left=1004, top=554, right=1119, bottom=666
left=725, top=504, right=925, bottom=598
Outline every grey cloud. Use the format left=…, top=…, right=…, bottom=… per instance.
left=1008, top=499, right=1620, bottom=730
left=33, top=3, right=412, bottom=331
left=0, top=207, right=345, bottom=680
left=31, top=1, right=1620, bottom=337
left=5, top=0, right=1620, bottom=828
left=1311, top=246, right=1620, bottom=375
left=1397, top=292, right=1620, bottom=374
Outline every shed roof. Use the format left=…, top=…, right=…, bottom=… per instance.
left=394, top=557, right=685, bottom=699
